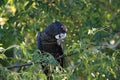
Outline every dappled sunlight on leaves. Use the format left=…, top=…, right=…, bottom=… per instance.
left=0, top=0, right=120, bottom=80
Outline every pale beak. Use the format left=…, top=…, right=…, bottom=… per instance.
left=55, top=33, right=66, bottom=39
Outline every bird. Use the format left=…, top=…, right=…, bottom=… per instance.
left=36, top=21, right=67, bottom=78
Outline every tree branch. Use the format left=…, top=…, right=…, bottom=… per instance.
left=6, top=62, right=33, bottom=69
left=5, top=52, right=77, bottom=69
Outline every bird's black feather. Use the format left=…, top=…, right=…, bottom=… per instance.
left=36, top=21, right=66, bottom=66
left=36, top=21, right=66, bottom=79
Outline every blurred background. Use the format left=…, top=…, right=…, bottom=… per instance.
left=0, top=0, right=120, bottom=80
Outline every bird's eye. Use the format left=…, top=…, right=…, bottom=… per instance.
left=61, top=26, right=67, bottom=32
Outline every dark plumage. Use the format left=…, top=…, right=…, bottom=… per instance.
left=36, top=21, right=67, bottom=75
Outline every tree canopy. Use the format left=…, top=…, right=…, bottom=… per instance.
left=0, top=0, right=120, bottom=80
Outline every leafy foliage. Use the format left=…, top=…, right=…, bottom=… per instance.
left=0, top=0, right=120, bottom=80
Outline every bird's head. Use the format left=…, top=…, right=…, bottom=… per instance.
left=44, top=21, right=67, bottom=39
left=43, top=21, right=67, bottom=45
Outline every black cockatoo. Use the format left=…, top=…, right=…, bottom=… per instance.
left=36, top=21, right=67, bottom=68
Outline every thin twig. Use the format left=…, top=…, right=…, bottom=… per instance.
left=6, top=62, right=33, bottom=69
